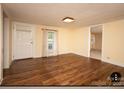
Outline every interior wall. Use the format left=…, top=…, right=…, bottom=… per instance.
left=2, top=12, right=12, bottom=69
left=72, top=27, right=90, bottom=57
left=34, top=25, right=43, bottom=57
left=3, top=17, right=9, bottom=68
left=102, top=20, right=124, bottom=66
left=3, top=17, right=12, bottom=68
left=0, top=4, right=3, bottom=83
left=72, top=19, right=124, bottom=67
left=10, top=22, right=73, bottom=60
left=9, top=19, right=124, bottom=67
left=34, top=25, right=74, bottom=57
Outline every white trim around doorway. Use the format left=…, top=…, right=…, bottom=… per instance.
left=88, top=24, right=104, bottom=60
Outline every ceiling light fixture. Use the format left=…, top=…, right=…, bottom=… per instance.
left=62, top=17, right=74, bottom=23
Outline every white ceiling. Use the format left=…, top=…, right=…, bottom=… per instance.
left=3, top=3, right=124, bottom=28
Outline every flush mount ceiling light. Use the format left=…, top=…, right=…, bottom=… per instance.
left=62, top=17, right=75, bottom=23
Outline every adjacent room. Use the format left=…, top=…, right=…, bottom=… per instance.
left=0, top=3, right=124, bottom=86
left=90, top=25, right=102, bottom=60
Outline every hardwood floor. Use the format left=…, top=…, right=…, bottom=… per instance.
left=1, top=53, right=124, bottom=86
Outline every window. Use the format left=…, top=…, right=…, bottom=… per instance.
left=48, top=43, right=53, bottom=50
left=48, top=32, right=54, bottom=50
left=48, top=32, right=54, bottom=40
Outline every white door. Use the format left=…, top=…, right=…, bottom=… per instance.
left=43, top=30, right=57, bottom=57
left=14, top=24, right=33, bottom=60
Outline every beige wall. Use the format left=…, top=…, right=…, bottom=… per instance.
left=3, top=17, right=9, bottom=68
left=3, top=15, right=12, bottom=69
left=9, top=23, right=73, bottom=60
left=72, top=19, right=124, bottom=67
left=7, top=19, right=124, bottom=68
left=102, top=20, right=124, bottom=66
left=34, top=25, right=73, bottom=57
left=34, top=25, right=43, bottom=57
left=72, top=27, right=90, bottom=57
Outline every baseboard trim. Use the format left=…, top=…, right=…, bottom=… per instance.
left=72, top=52, right=89, bottom=58
left=72, top=53, right=124, bottom=68
left=102, top=58, right=124, bottom=68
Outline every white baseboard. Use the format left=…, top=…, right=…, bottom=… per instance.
left=33, top=56, right=42, bottom=58
left=33, top=55, right=42, bottom=58
left=72, top=53, right=124, bottom=68
left=3, top=64, right=10, bottom=69
left=72, top=52, right=89, bottom=58
left=102, top=58, right=124, bottom=68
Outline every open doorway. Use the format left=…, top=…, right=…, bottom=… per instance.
left=90, top=25, right=103, bottom=60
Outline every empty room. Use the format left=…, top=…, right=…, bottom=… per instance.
left=0, top=3, right=124, bottom=87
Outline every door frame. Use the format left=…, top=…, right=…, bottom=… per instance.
left=12, top=22, right=36, bottom=60
left=0, top=4, right=3, bottom=84
left=42, top=28, right=58, bottom=57
left=88, top=24, right=104, bottom=60
left=47, top=30, right=57, bottom=57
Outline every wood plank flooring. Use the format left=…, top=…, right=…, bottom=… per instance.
left=1, top=53, right=124, bottom=86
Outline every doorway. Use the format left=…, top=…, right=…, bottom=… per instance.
left=90, top=25, right=103, bottom=60
left=43, top=29, right=58, bottom=57
left=13, top=23, right=34, bottom=60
